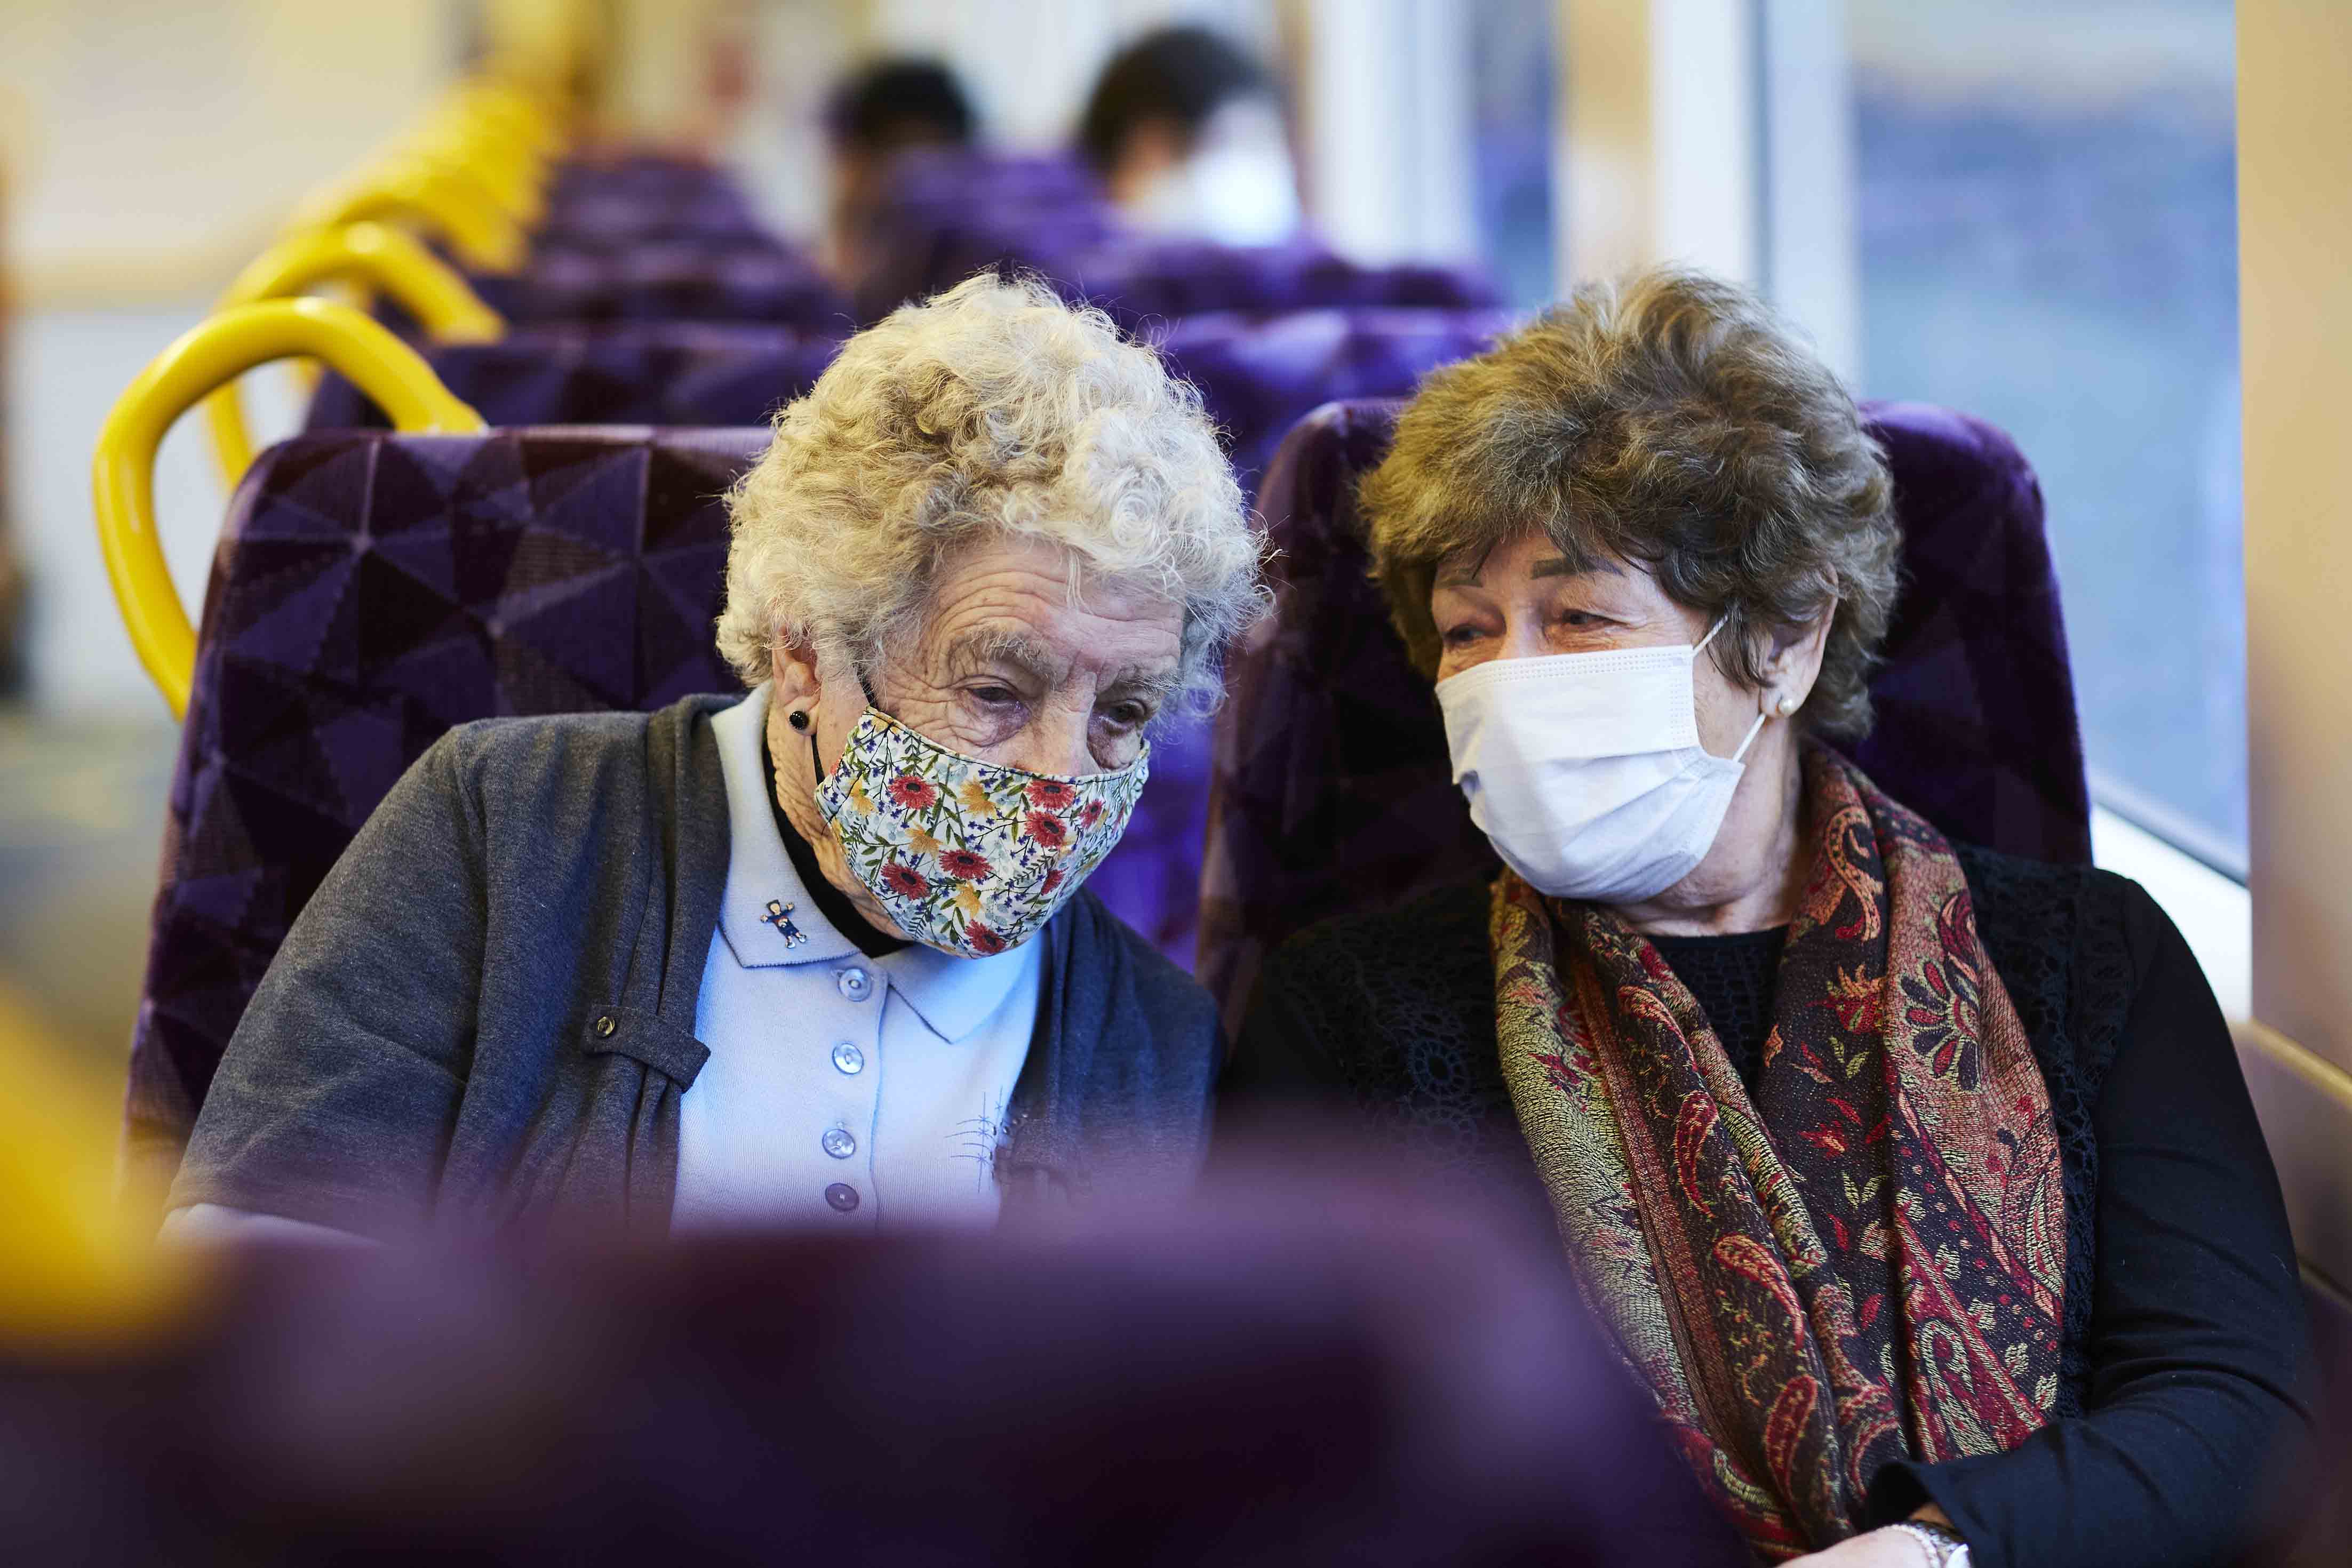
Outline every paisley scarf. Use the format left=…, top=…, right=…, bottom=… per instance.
left=1492, top=747, right=2066, bottom=1558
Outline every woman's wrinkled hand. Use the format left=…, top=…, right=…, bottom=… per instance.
left=1787, top=1525, right=1937, bottom=1566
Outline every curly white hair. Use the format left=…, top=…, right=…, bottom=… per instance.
left=717, top=271, right=1266, bottom=716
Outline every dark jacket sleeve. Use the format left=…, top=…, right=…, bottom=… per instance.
left=168, top=732, right=487, bottom=1236
left=1868, top=883, right=2316, bottom=1568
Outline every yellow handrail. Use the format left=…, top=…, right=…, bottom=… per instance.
left=402, top=118, right=546, bottom=225
left=459, top=78, right=565, bottom=154
left=203, top=222, right=504, bottom=487
left=94, top=299, right=488, bottom=718
left=288, top=156, right=528, bottom=275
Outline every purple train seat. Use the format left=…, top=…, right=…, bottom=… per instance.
left=11, top=1157, right=1745, bottom=1565
left=1153, top=307, right=1516, bottom=489
left=1059, top=237, right=1501, bottom=329
left=467, top=241, right=850, bottom=327
left=1196, top=398, right=2092, bottom=1028
left=305, top=324, right=845, bottom=432
left=848, top=150, right=1501, bottom=329
left=306, top=308, right=1506, bottom=492
left=126, top=425, right=1231, bottom=1171
left=858, top=230, right=1502, bottom=331
left=535, top=159, right=764, bottom=248
left=545, top=153, right=743, bottom=202
left=530, top=203, right=770, bottom=250
left=848, top=150, right=1115, bottom=314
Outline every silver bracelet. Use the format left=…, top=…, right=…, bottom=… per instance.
left=1889, top=1520, right=1971, bottom=1568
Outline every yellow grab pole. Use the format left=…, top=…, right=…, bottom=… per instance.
left=203, top=222, right=504, bottom=488
left=94, top=299, right=488, bottom=717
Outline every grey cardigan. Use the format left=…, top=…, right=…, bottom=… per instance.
left=171, top=695, right=1224, bottom=1236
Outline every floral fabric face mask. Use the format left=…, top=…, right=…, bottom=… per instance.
left=812, top=708, right=1150, bottom=958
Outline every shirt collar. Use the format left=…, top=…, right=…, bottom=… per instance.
left=709, top=685, right=1039, bottom=1043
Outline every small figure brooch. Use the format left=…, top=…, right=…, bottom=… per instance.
left=762, top=899, right=808, bottom=947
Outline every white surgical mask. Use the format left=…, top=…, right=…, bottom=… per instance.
left=1434, top=620, right=1767, bottom=903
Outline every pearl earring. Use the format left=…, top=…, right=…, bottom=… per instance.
left=1774, top=692, right=1800, bottom=717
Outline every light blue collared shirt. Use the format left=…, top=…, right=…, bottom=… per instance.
left=673, top=686, right=1042, bottom=1233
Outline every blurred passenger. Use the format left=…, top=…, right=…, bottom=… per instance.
left=1077, top=25, right=1301, bottom=246
left=822, top=57, right=976, bottom=282
left=166, top=274, right=1262, bottom=1242
left=1224, top=267, right=2312, bottom=1568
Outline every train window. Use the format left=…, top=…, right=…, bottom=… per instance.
left=1469, top=0, right=1556, bottom=310
left=1846, top=0, right=2244, bottom=873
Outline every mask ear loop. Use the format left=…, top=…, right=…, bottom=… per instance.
left=803, top=659, right=889, bottom=788
left=1693, top=615, right=1768, bottom=762
left=1696, top=617, right=1774, bottom=764
left=1731, top=708, right=1770, bottom=764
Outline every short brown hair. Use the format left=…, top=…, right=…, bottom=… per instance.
left=1360, top=266, right=1900, bottom=738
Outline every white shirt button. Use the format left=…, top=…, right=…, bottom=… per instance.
left=837, top=966, right=873, bottom=1001
left=822, top=1127, right=857, bottom=1159
left=831, top=1041, right=865, bottom=1075
left=824, top=1182, right=860, bottom=1212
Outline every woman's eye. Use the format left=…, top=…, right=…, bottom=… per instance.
left=1559, top=610, right=1598, bottom=628
left=970, top=685, right=1023, bottom=707
left=1440, top=623, right=1484, bottom=645
left=1102, top=702, right=1151, bottom=732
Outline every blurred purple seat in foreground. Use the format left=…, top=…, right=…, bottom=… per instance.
left=3, top=1150, right=1747, bottom=1566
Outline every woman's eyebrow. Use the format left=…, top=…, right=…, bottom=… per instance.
left=944, top=629, right=1065, bottom=685
left=1102, top=665, right=1182, bottom=701
left=1530, top=555, right=1619, bottom=579
left=1434, top=539, right=1502, bottom=588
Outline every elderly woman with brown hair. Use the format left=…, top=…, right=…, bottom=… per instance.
left=1223, top=268, right=2310, bottom=1567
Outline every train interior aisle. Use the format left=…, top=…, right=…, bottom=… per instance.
left=1, top=2, right=2347, bottom=1563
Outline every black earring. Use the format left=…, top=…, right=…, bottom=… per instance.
left=787, top=709, right=811, bottom=732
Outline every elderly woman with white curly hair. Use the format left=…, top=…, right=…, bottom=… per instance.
left=165, top=274, right=1265, bottom=1242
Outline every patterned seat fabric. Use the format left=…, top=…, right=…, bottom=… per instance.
left=1195, top=398, right=2091, bottom=1028
left=538, top=154, right=765, bottom=243
left=848, top=150, right=1117, bottom=316
left=305, top=325, right=847, bottom=433
left=860, top=231, right=1501, bottom=332
left=468, top=240, right=851, bottom=327
left=307, top=308, right=1508, bottom=494
left=1152, top=307, right=1516, bottom=491
left=849, top=150, right=1502, bottom=328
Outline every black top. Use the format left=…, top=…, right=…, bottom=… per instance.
left=1221, top=847, right=2313, bottom=1568
left=1648, top=927, right=1787, bottom=1087
left=760, top=720, right=910, bottom=960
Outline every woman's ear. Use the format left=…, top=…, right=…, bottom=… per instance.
left=770, top=633, right=824, bottom=713
left=1758, top=613, right=1834, bottom=708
